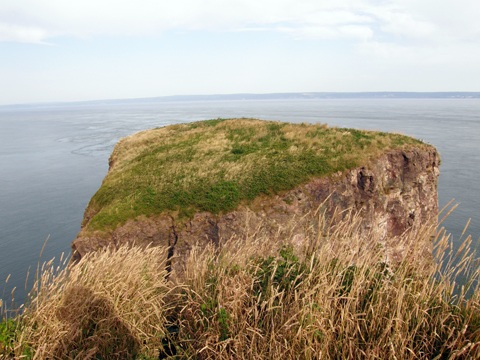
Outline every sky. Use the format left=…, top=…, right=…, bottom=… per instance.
left=1, top=0, right=480, bottom=105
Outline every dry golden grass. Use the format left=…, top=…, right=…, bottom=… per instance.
left=2, top=246, right=173, bottom=359
left=2, top=204, right=479, bottom=359
left=174, top=206, right=480, bottom=359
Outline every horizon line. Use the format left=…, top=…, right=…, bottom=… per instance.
left=2, top=91, right=480, bottom=108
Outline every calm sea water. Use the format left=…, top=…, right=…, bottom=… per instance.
left=1, top=99, right=479, bottom=306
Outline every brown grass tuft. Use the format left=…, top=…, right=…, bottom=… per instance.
left=2, top=204, right=480, bottom=359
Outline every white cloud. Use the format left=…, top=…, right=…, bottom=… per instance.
left=278, top=26, right=340, bottom=40
left=339, top=25, right=374, bottom=40
left=376, top=10, right=436, bottom=39
left=1, top=0, right=480, bottom=83
left=300, top=10, right=373, bottom=26
left=0, top=0, right=478, bottom=46
left=278, top=24, right=373, bottom=41
left=0, top=22, right=50, bottom=44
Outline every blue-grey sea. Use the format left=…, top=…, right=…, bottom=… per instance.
left=1, top=99, right=479, bottom=307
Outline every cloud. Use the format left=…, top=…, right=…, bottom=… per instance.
left=0, top=0, right=478, bottom=49
left=278, top=24, right=373, bottom=41
left=0, top=22, right=50, bottom=44
left=299, top=10, right=373, bottom=26
left=374, top=10, right=436, bottom=39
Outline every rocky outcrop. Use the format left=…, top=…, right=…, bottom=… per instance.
left=72, top=147, right=440, bottom=274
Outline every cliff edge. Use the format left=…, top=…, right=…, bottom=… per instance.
left=71, top=118, right=439, bottom=273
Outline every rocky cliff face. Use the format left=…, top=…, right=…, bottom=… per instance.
left=72, top=147, right=440, bottom=274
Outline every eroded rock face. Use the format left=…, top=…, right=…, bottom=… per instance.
left=72, top=148, right=440, bottom=273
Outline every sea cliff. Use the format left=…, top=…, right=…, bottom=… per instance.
left=8, top=118, right=468, bottom=359
left=71, top=118, right=439, bottom=273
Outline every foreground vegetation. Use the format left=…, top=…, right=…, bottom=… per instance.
left=1, top=204, right=480, bottom=359
left=84, top=118, right=429, bottom=234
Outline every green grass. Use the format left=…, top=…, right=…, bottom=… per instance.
left=83, top=118, right=429, bottom=234
left=0, top=319, right=16, bottom=356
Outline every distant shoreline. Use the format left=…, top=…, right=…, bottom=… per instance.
left=2, top=92, right=480, bottom=109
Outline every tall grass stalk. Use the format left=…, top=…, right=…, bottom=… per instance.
left=2, top=205, right=480, bottom=359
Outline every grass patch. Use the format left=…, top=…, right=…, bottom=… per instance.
left=2, top=206, right=480, bottom=359
left=83, top=118, right=429, bottom=234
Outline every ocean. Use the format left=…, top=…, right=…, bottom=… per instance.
left=1, top=98, right=479, bottom=307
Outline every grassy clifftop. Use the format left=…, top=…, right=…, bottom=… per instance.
left=85, top=118, right=429, bottom=233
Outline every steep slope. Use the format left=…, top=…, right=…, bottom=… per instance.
left=71, top=118, right=439, bottom=273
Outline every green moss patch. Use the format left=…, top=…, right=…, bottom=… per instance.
left=84, top=118, right=428, bottom=233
